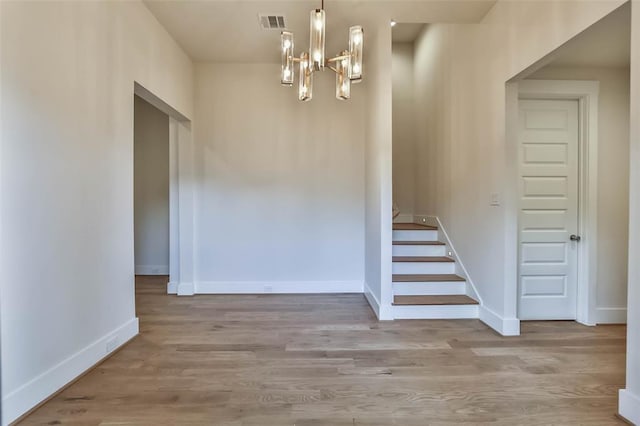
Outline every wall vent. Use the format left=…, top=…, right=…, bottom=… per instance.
left=259, top=14, right=287, bottom=30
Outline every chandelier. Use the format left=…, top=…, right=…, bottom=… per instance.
left=280, top=1, right=363, bottom=101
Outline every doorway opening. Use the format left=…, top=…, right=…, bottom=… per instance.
left=507, top=2, right=630, bottom=325
left=134, top=95, right=170, bottom=290
left=132, top=82, right=193, bottom=297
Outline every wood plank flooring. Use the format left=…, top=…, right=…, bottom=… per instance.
left=392, top=256, right=455, bottom=262
left=392, top=240, right=445, bottom=246
left=19, top=275, right=627, bottom=425
left=392, top=274, right=466, bottom=282
left=393, top=295, right=479, bottom=306
left=392, top=223, right=438, bottom=231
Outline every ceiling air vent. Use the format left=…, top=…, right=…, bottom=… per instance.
left=259, top=14, right=287, bottom=30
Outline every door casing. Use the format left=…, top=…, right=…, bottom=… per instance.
left=507, top=79, right=600, bottom=326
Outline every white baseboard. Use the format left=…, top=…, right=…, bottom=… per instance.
left=479, top=305, right=520, bottom=336
left=364, top=282, right=381, bottom=317
left=595, top=307, right=627, bottom=324
left=177, top=281, right=195, bottom=296
left=364, top=282, right=393, bottom=320
left=393, top=213, right=414, bottom=223
left=167, top=281, right=178, bottom=294
left=135, top=265, right=169, bottom=275
left=2, top=318, right=138, bottom=425
left=195, top=280, right=364, bottom=294
left=619, top=389, right=640, bottom=425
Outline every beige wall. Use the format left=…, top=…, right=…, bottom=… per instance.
left=411, top=1, right=626, bottom=326
left=527, top=66, right=630, bottom=320
left=392, top=42, right=416, bottom=217
left=413, top=25, right=453, bottom=219
left=134, top=96, right=170, bottom=275
left=0, top=1, right=193, bottom=423
left=364, top=18, right=393, bottom=317
left=193, top=63, right=365, bottom=287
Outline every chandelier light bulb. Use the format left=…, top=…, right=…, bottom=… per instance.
left=280, top=31, right=294, bottom=85
left=335, top=49, right=351, bottom=100
left=298, top=52, right=313, bottom=101
left=309, top=9, right=325, bottom=70
left=348, top=26, right=363, bottom=82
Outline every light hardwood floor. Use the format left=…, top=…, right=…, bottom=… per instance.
left=19, top=276, right=627, bottom=425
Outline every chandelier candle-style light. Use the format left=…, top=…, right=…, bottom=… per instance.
left=280, top=1, right=363, bottom=101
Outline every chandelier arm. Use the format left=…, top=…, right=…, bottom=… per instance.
left=327, top=54, right=351, bottom=63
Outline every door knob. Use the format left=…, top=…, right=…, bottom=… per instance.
left=570, top=234, right=581, bottom=242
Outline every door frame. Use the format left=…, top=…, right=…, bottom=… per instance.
left=134, top=82, right=195, bottom=296
left=507, top=79, right=599, bottom=326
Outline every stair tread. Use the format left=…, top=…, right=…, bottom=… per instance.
left=393, top=256, right=454, bottom=263
left=393, top=223, right=437, bottom=231
left=393, top=274, right=466, bottom=282
left=392, top=241, right=445, bottom=246
left=393, top=295, right=479, bottom=306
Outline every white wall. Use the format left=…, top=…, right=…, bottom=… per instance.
left=363, top=19, right=394, bottom=319
left=0, top=1, right=193, bottom=423
left=192, top=63, right=364, bottom=292
left=526, top=66, right=630, bottom=323
left=134, top=96, right=170, bottom=275
left=620, top=1, right=640, bottom=422
left=413, top=25, right=453, bottom=219
left=392, top=42, right=416, bottom=218
left=411, top=1, right=626, bottom=333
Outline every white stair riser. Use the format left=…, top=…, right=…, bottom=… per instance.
left=392, top=262, right=455, bottom=275
left=392, top=245, right=447, bottom=257
left=393, top=281, right=466, bottom=296
left=393, top=304, right=479, bottom=319
left=392, top=230, right=438, bottom=241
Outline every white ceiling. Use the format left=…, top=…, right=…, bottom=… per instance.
left=545, top=2, right=630, bottom=68
left=392, top=23, right=426, bottom=43
left=143, top=1, right=496, bottom=63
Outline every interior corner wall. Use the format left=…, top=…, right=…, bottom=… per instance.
left=526, top=66, right=630, bottom=323
left=621, top=1, right=640, bottom=422
left=364, top=20, right=393, bottom=319
left=134, top=96, right=170, bottom=276
left=413, top=25, right=453, bottom=219
left=0, top=1, right=193, bottom=424
left=410, top=0, right=626, bottom=324
left=392, top=42, right=416, bottom=218
left=192, top=63, right=365, bottom=292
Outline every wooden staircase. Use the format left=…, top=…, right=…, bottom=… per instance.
left=391, top=222, right=479, bottom=319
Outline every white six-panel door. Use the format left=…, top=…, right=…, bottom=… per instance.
left=518, top=99, right=579, bottom=320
